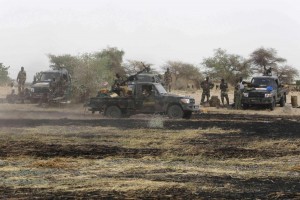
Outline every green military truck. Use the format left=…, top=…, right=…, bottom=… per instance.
left=241, top=76, right=288, bottom=110
left=86, top=70, right=199, bottom=119
left=30, top=68, right=72, bottom=103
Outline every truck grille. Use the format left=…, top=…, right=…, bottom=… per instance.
left=34, top=87, right=49, bottom=93
left=249, top=92, right=265, bottom=98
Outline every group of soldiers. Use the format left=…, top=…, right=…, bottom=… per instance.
left=164, top=68, right=244, bottom=108
left=200, top=76, right=230, bottom=106
left=200, top=76, right=245, bottom=108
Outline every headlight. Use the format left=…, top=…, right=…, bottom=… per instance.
left=243, top=93, right=249, bottom=97
left=265, top=93, right=273, bottom=98
left=30, top=88, right=34, bottom=92
left=180, top=98, right=190, bottom=104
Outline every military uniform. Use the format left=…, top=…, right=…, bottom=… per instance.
left=220, top=81, right=229, bottom=105
left=164, top=69, right=172, bottom=92
left=112, top=74, right=124, bottom=96
left=234, top=81, right=244, bottom=109
left=200, top=79, right=214, bottom=104
left=17, top=68, right=26, bottom=94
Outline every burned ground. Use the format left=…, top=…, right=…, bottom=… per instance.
left=0, top=108, right=299, bottom=199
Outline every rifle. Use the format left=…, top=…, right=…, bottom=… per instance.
left=119, top=63, right=150, bottom=85
left=112, top=63, right=151, bottom=95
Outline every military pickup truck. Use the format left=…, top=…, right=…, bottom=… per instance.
left=86, top=71, right=199, bottom=119
left=30, top=68, right=72, bottom=103
left=241, top=76, right=288, bottom=110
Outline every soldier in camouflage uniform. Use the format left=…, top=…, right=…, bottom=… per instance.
left=164, top=68, right=172, bottom=92
left=220, top=78, right=229, bottom=106
left=234, top=77, right=244, bottom=109
left=17, top=67, right=26, bottom=95
left=112, top=73, right=123, bottom=96
left=200, top=77, right=214, bottom=104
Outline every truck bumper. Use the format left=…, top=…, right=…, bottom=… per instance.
left=241, top=97, right=273, bottom=105
left=183, top=104, right=200, bottom=112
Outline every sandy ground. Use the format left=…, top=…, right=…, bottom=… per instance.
left=1, top=86, right=300, bottom=117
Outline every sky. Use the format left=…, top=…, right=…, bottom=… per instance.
left=1, top=0, right=300, bottom=81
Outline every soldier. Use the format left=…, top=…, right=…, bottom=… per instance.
left=112, top=73, right=123, bottom=95
left=17, top=66, right=26, bottom=94
left=49, top=77, right=57, bottom=96
left=200, top=76, right=214, bottom=104
left=220, top=78, right=229, bottom=106
left=6, top=82, right=17, bottom=103
left=234, top=77, right=244, bottom=109
left=56, top=76, right=67, bottom=96
left=164, top=68, right=172, bottom=92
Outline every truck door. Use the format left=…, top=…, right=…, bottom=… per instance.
left=135, top=84, right=163, bottom=113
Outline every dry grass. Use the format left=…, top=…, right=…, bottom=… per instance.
left=0, top=100, right=299, bottom=198
left=29, top=158, right=76, bottom=169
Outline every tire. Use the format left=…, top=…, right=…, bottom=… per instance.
left=279, top=95, right=286, bottom=107
left=167, top=105, right=184, bottom=119
left=183, top=111, right=192, bottom=119
left=105, top=106, right=122, bottom=118
left=242, top=104, right=249, bottom=110
left=270, top=99, right=276, bottom=111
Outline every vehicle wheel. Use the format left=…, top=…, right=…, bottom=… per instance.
left=270, top=99, right=276, bottom=111
left=30, top=98, right=38, bottom=104
left=167, top=105, right=184, bottom=119
left=105, top=106, right=122, bottom=118
left=121, top=109, right=131, bottom=118
left=242, top=104, right=249, bottom=110
left=183, top=111, right=192, bottom=119
left=279, top=95, right=286, bottom=107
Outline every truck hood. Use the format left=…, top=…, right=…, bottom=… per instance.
left=161, top=93, right=193, bottom=99
left=32, top=82, right=50, bottom=88
left=245, top=87, right=274, bottom=92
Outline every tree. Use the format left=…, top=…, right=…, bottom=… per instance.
left=48, top=54, right=80, bottom=75
left=123, top=60, right=154, bottom=75
left=94, top=47, right=125, bottom=76
left=202, top=49, right=251, bottom=85
left=249, top=47, right=299, bottom=83
left=250, top=47, right=286, bottom=74
left=275, top=65, right=299, bottom=84
left=162, top=61, right=202, bottom=89
left=47, top=47, right=126, bottom=97
left=0, top=63, right=10, bottom=85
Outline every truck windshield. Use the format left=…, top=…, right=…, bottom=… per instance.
left=40, top=72, right=61, bottom=82
left=155, top=84, right=167, bottom=94
left=251, top=78, right=277, bottom=89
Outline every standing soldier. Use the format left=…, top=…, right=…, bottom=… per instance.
left=17, top=66, right=26, bottom=95
left=200, top=77, right=214, bottom=104
left=220, top=78, right=229, bottom=106
left=49, top=77, right=57, bottom=96
left=234, top=77, right=244, bottom=109
left=164, top=68, right=172, bottom=92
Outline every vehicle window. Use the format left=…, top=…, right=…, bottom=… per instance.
left=40, top=73, right=60, bottom=81
left=141, top=85, right=153, bottom=97
left=251, top=78, right=277, bottom=89
left=155, top=84, right=167, bottom=94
